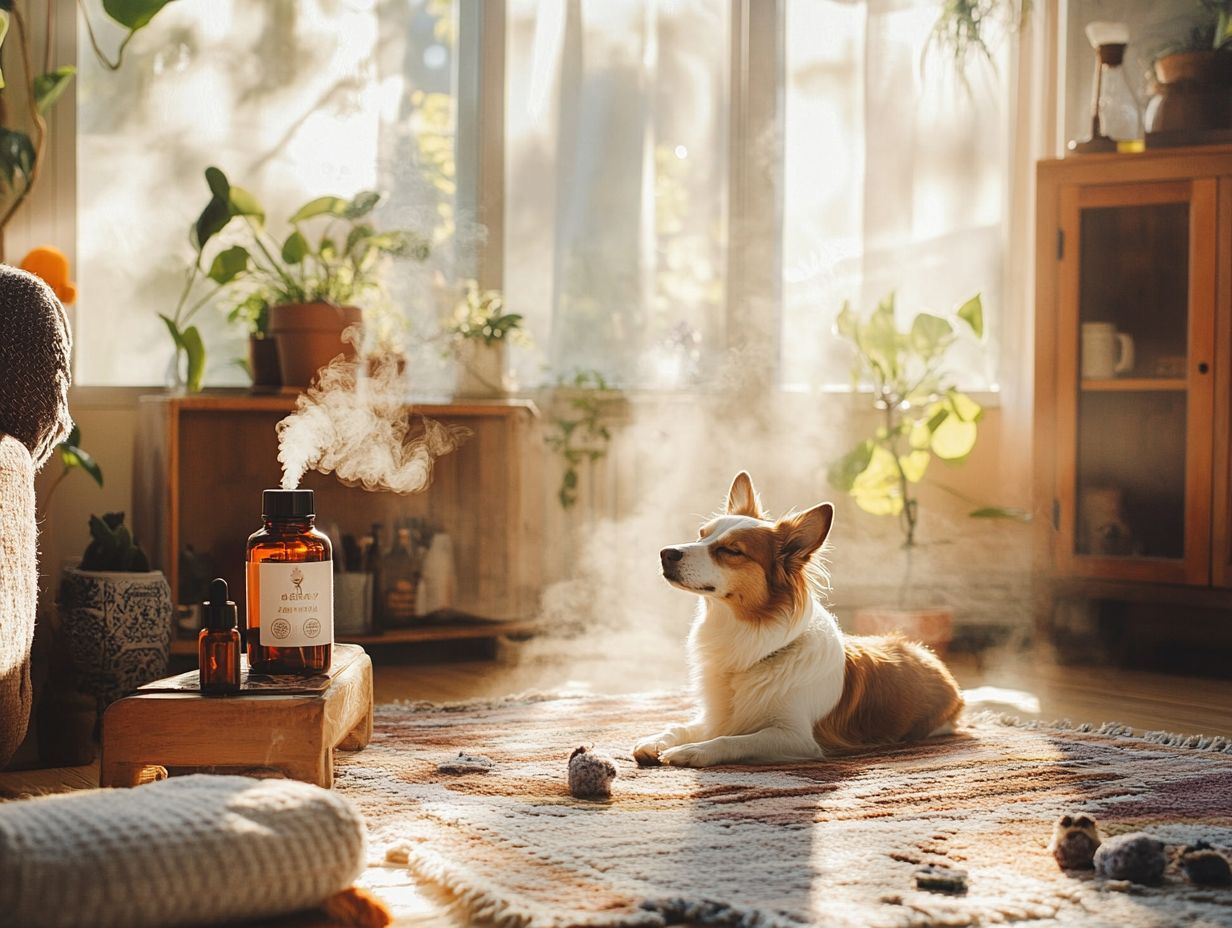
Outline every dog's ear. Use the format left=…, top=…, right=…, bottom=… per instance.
left=725, top=471, right=764, bottom=518
left=776, top=503, right=833, bottom=565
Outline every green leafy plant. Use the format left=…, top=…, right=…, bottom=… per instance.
left=827, top=292, right=1024, bottom=547
left=162, top=166, right=431, bottom=391
left=0, top=1, right=172, bottom=232
left=37, top=424, right=104, bottom=521
left=79, top=512, right=150, bottom=573
left=545, top=369, right=617, bottom=509
left=926, top=0, right=1030, bottom=74
left=446, top=280, right=524, bottom=346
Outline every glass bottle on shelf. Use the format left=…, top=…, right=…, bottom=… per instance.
left=379, top=527, right=419, bottom=628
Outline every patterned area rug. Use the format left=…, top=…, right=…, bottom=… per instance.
left=335, top=692, right=1232, bottom=927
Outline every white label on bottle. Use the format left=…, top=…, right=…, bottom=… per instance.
left=258, top=561, right=334, bottom=647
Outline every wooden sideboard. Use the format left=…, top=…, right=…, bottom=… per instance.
left=1034, top=146, right=1232, bottom=609
left=134, top=394, right=542, bottom=641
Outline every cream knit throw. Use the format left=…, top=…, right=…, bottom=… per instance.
left=0, top=774, right=368, bottom=928
left=0, top=435, right=36, bottom=767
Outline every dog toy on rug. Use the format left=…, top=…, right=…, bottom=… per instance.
left=568, top=746, right=617, bottom=799
left=1048, top=813, right=1102, bottom=870
left=1178, top=841, right=1232, bottom=887
left=1093, top=832, right=1167, bottom=884
left=436, top=752, right=495, bottom=774
left=913, top=865, right=968, bottom=894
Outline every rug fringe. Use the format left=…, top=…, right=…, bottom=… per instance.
left=389, top=842, right=667, bottom=928
left=969, top=710, right=1232, bottom=754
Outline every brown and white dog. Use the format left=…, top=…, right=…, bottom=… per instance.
left=634, top=471, right=963, bottom=767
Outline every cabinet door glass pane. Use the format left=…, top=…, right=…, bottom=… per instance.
left=1075, top=202, right=1188, bottom=561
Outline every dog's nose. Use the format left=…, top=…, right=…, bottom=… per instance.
left=660, top=547, right=684, bottom=564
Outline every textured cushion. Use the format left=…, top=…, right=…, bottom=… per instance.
left=0, top=774, right=368, bottom=928
left=0, top=434, right=36, bottom=768
left=0, top=264, right=72, bottom=468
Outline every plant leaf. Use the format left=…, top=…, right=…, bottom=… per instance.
left=158, top=312, right=185, bottom=351
left=227, top=184, right=264, bottom=225
left=930, top=414, right=978, bottom=461
left=192, top=195, right=231, bottom=252
left=289, top=196, right=348, bottom=223
left=0, top=11, right=10, bottom=89
left=102, top=0, right=174, bottom=31
left=281, top=231, right=309, bottom=264
left=908, top=312, right=953, bottom=359
left=207, top=245, right=250, bottom=284
left=898, top=449, right=930, bottom=483
left=344, top=190, right=381, bottom=219
left=956, top=294, right=983, bottom=338
left=204, top=165, right=230, bottom=200
left=826, top=439, right=874, bottom=493
left=947, top=389, right=982, bottom=423
left=58, top=440, right=104, bottom=487
left=34, top=66, right=76, bottom=114
left=0, top=128, right=35, bottom=189
left=850, top=445, right=903, bottom=516
left=180, top=324, right=206, bottom=393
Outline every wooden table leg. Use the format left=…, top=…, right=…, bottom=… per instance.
left=339, top=702, right=373, bottom=751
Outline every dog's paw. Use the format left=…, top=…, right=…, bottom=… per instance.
left=633, top=737, right=667, bottom=767
left=659, top=743, right=719, bottom=768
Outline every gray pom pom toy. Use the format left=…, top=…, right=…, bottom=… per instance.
left=568, top=746, right=617, bottom=800
left=1094, top=832, right=1167, bottom=884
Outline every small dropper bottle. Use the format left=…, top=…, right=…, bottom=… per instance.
left=199, top=578, right=241, bottom=695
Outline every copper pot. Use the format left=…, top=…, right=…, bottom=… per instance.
left=268, top=302, right=362, bottom=390
left=1146, top=50, right=1232, bottom=133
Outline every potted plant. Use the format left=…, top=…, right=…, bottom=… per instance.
left=827, top=292, right=1024, bottom=651
left=446, top=279, right=525, bottom=397
left=161, top=167, right=431, bottom=392
left=58, top=513, right=172, bottom=710
left=1146, top=3, right=1232, bottom=135
left=227, top=292, right=280, bottom=391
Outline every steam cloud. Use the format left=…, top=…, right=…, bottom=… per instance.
left=277, top=347, right=469, bottom=493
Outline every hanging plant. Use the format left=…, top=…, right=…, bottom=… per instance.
left=926, top=0, right=1031, bottom=75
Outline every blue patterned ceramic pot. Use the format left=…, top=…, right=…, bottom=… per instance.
left=59, top=568, right=173, bottom=707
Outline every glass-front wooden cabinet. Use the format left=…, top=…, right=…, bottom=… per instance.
left=1036, top=149, right=1232, bottom=591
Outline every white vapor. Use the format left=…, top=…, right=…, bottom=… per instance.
left=277, top=347, right=469, bottom=494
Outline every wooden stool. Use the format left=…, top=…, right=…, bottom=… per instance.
left=101, top=644, right=373, bottom=789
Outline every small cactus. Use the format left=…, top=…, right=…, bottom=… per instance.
left=79, top=512, right=151, bottom=572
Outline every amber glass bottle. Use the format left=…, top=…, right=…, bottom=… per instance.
left=199, top=577, right=241, bottom=695
left=246, top=489, right=333, bottom=675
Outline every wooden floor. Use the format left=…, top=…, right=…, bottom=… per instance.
left=3, top=643, right=1231, bottom=926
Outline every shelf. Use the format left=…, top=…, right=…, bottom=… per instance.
left=141, top=391, right=540, bottom=418
left=170, top=616, right=538, bottom=656
left=1080, top=378, right=1187, bottom=392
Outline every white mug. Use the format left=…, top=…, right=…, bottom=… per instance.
left=1081, top=322, right=1134, bottom=379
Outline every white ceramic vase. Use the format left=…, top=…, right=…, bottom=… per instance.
left=454, top=341, right=507, bottom=398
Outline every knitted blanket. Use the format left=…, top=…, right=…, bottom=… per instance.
left=0, top=435, right=36, bottom=767
left=0, top=265, right=72, bottom=468
left=0, top=775, right=368, bottom=928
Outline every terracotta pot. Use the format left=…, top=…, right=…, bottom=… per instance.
left=58, top=568, right=173, bottom=708
left=268, top=302, right=362, bottom=390
left=248, top=335, right=282, bottom=392
left=851, top=606, right=954, bottom=656
left=454, top=340, right=507, bottom=398
left=1146, top=51, right=1232, bottom=133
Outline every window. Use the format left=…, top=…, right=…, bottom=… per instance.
left=68, top=0, right=1014, bottom=392
left=504, top=0, right=730, bottom=390
left=780, top=0, right=1011, bottom=392
left=74, top=0, right=462, bottom=389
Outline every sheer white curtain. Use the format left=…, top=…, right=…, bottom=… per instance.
left=504, top=0, right=729, bottom=389
left=781, top=0, right=1018, bottom=391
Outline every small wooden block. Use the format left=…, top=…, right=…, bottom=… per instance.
left=100, top=644, right=374, bottom=789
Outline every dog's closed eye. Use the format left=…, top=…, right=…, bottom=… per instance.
left=715, top=546, right=745, bottom=558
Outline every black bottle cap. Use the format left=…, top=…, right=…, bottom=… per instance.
left=262, top=488, right=314, bottom=520
left=203, top=577, right=237, bottom=631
